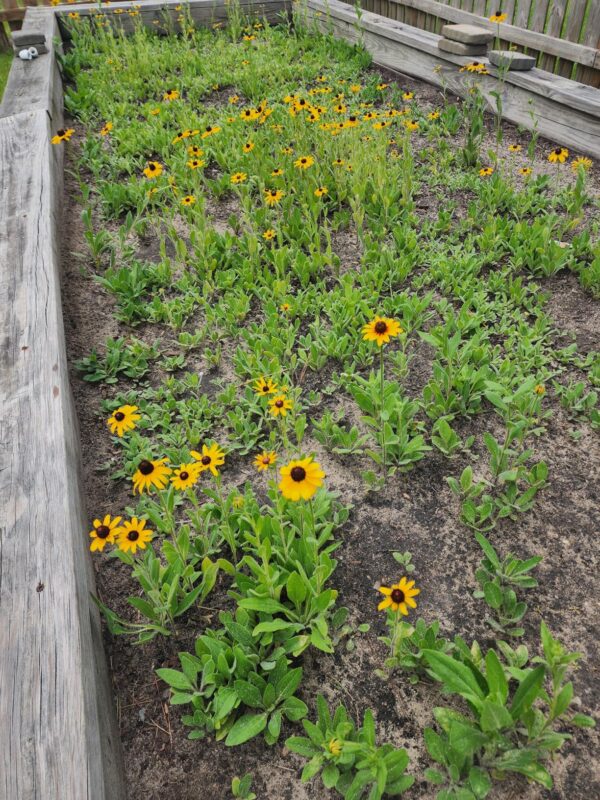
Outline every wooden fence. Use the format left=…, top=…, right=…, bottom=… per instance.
left=357, top=0, right=600, bottom=86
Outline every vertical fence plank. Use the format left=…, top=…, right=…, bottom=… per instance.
left=539, top=0, right=566, bottom=72
left=513, top=0, right=532, bottom=28
left=577, top=2, right=600, bottom=86
left=558, top=0, right=586, bottom=77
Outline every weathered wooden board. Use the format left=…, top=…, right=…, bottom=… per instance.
left=0, top=22, right=125, bottom=800
left=56, top=0, right=289, bottom=37
left=0, top=7, right=62, bottom=120
left=302, top=0, right=600, bottom=157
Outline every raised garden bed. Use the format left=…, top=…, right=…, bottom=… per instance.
left=1, top=3, right=599, bottom=799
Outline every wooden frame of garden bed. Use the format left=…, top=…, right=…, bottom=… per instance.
left=0, top=1, right=597, bottom=797
left=300, top=0, right=600, bottom=159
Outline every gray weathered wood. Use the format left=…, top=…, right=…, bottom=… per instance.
left=303, top=0, right=600, bottom=156
left=378, top=0, right=599, bottom=66
left=0, top=16, right=125, bottom=799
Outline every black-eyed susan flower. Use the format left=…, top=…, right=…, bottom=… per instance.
left=572, top=156, right=592, bottom=171
left=402, top=91, right=414, bottom=101
left=229, top=95, right=240, bottom=104
left=67, top=11, right=80, bottom=19
left=188, top=144, right=204, bottom=157
left=117, top=517, right=153, bottom=554
left=350, top=83, right=362, bottom=93
left=149, top=107, right=161, bottom=116
left=231, top=172, right=248, bottom=184
left=201, top=125, right=221, bottom=139
left=314, top=186, right=328, bottom=198
left=187, top=158, right=205, bottom=170
left=508, top=144, right=522, bottom=153
left=191, top=443, right=225, bottom=476
left=269, top=394, right=293, bottom=417
left=262, top=228, right=276, bottom=240
left=332, top=158, right=345, bottom=167
left=462, top=61, right=486, bottom=73
left=171, top=463, right=201, bottom=490
left=534, top=383, right=546, bottom=395
left=181, top=195, right=196, bottom=206
left=51, top=128, right=75, bottom=144
left=163, top=88, right=180, bottom=101
left=265, top=188, right=284, bottom=206
left=254, top=451, right=277, bottom=471
left=294, top=155, right=314, bottom=169
left=377, top=577, right=419, bottom=615
left=519, top=167, right=533, bottom=176
left=279, top=456, right=325, bottom=501
left=132, top=458, right=171, bottom=494
left=362, top=316, right=402, bottom=347
left=89, top=514, right=122, bottom=552
left=479, top=166, right=494, bottom=177
left=548, top=147, right=569, bottom=164
left=100, top=121, right=113, bottom=136
left=376, top=83, right=389, bottom=90
left=243, top=141, right=255, bottom=153
left=280, top=302, right=291, bottom=312
left=489, top=10, right=507, bottom=23
left=254, top=376, right=277, bottom=395
left=405, top=120, right=419, bottom=132
left=143, top=161, right=163, bottom=179
left=107, top=404, right=140, bottom=437
left=427, top=111, right=440, bottom=120
left=281, top=146, right=294, bottom=155
left=271, top=168, right=284, bottom=177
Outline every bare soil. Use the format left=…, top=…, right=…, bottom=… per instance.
left=61, top=66, right=600, bottom=800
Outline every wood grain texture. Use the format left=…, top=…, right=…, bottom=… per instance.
left=0, top=43, right=125, bottom=800
left=303, top=0, right=600, bottom=156
left=367, top=0, right=598, bottom=65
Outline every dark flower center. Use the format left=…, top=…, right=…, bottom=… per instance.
left=114, top=411, right=125, bottom=421
left=149, top=163, right=156, bottom=171
left=290, top=466, right=306, bottom=482
left=554, top=148, right=562, bottom=155
left=374, top=321, right=388, bottom=334
left=179, top=471, right=189, bottom=480
left=57, top=128, right=66, bottom=136
left=138, top=460, right=154, bottom=475
left=127, top=530, right=139, bottom=541
left=275, top=400, right=284, bottom=407
left=391, top=588, right=405, bottom=604
left=206, top=126, right=213, bottom=133
left=262, top=457, right=270, bottom=464
left=201, top=455, right=211, bottom=465
left=472, top=61, right=480, bottom=66
left=96, top=525, right=110, bottom=539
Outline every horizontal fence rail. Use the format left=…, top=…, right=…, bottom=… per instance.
left=357, top=0, right=600, bottom=87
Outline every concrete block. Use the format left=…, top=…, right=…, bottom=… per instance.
left=441, top=23, right=494, bottom=45
left=438, top=38, right=488, bottom=57
left=489, top=50, right=536, bottom=70
left=12, top=31, right=46, bottom=47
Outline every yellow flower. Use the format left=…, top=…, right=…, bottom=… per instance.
left=231, top=172, right=248, bottom=184
left=107, top=404, right=140, bottom=437
left=117, top=517, right=153, bottom=554
left=281, top=146, right=294, bottom=155
left=254, top=451, right=277, bottom=471
left=314, top=186, right=328, bottom=198
left=89, top=514, right=122, bottom=552
left=328, top=738, right=342, bottom=757
left=67, top=11, right=80, bottom=19
left=508, top=144, right=522, bottom=152
left=191, top=443, right=225, bottom=476
left=163, top=88, right=180, bottom=101
left=462, top=61, right=486, bottom=73
left=271, top=168, right=284, bottom=177
left=548, top=147, right=569, bottom=164
left=188, top=145, right=204, bottom=157
left=187, top=158, right=205, bottom=170
left=50, top=128, right=75, bottom=145
left=229, top=95, right=240, bottom=104
left=149, top=107, right=161, bottom=116
left=332, top=158, right=345, bottom=167
left=279, top=456, right=325, bottom=501
left=402, top=91, right=414, bottom=101
left=571, top=156, right=592, bottom=171
left=243, top=141, right=255, bottom=153
left=427, top=111, right=440, bottom=120
left=100, top=121, right=113, bottom=136
left=263, top=228, right=276, bottom=240
left=269, top=394, right=293, bottom=417
left=376, top=83, right=389, bottom=90
left=405, top=120, right=419, bottom=132
left=489, top=11, right=507, bottom=23
left=519, top=167, right=532, bottom=176
left=265, top=188, right=284, bottom=206
left=143, top=161, right=163, bottom=179
left=171, top=463, right=201, bottom=490
left=350, top=84, right=362, bottom=93
left=201, top=125, right=221, bottom=139
left=280, top=302, right=291, bottom=312
left=181, top=195, right=196, bottom=206
left=479, top=166, right=494, bottom=177
left=378, top=577, right=420, bottom=614
left=132, top=458, right=171, bottom=494
left=362, top=316, right=402, bottom=347
left=254, top=376, right=277, bottom=395
left=294, top=155, right=314, bottom=169
left=534, top=384, right=546, bottom=395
